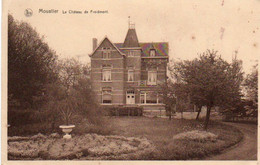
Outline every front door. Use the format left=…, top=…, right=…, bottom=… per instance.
left=126, top=90, right=135, bottom=104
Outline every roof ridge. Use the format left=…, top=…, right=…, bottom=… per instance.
left=139, top=42, right=169, bottom=44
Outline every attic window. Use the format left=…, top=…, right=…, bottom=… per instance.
left=102, top=47, right=111, bottom=59
left=150, top=50, right=156, bottom=57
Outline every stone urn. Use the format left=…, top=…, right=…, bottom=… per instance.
left=59, top=125, right=75, bottom=139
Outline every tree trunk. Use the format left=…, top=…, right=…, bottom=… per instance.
left=196, top=106, right=202, bottom=120
left=204, top=106, right=212, bottom=130
left=66, top=117, right=69, bottom=125
left=66, top=114, right=69, bottom=125
left=51, top=122, right=55, bottom=131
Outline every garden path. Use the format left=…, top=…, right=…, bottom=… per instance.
left=206, top=122, right=257, bottom=160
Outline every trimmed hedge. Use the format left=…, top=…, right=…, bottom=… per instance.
left=106, top=106, right=143, bottom=116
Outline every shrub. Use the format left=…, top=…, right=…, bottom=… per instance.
left=172, top=130, right=218, bottom=143
left=8, top=108, right=50, bottom=126
left=106, top=106, right=143, bottom=116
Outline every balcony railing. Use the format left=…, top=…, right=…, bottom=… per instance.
left=138, top=80, right=147, bottom=86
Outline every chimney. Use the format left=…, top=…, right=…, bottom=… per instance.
left=93, top=38, right=97, bottom=51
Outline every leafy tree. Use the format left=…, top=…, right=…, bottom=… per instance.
left=219, top=58, right=244, bottom=119
left=8, top=14, right=58, bottom=108
left=172, top=50, right=243, bottom=130
left=43, top=59, right=96, bottom=126
left=243, top=64, right=258, bottom=117
left=158, top=80, right=176, bottom=120
left=160, top=60, right=194, bottom=120
left=172, top=82, right=191, bottom=119
left=57, top=58, right=90, bottom=94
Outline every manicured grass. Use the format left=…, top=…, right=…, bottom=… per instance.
left=8, top=116, right=243, bottom=160
left=107, top=117, right=243, bottom=160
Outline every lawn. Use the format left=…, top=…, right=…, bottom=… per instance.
left=8, top=116, right=243, bottom=160
left=107, top=117, right=243, bottom=160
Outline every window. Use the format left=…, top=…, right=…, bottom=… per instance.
left=146, top=92, right=157, bottom=104
left=102, top=87, right=112, bottom=104
left=150, top=50, right=156, bottom=57
left=102, top=65, right=111, bottom=81
left=158, top=94, right=163, bottom=104
left=102, top=47, right=111, bottom=58
left=147, top=71, right=157, bottom=85
left=140, top=92, right=145, bottom=104
left=140, top=92, right=159, bottom=104
left=127, top=90, right=135, bottom=94
left=128, top=51, right=135, bottom=56
left=128, top=69, right=134, bottom=82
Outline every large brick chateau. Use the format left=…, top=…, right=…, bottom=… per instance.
left=89, top=24, right=169, bottom=110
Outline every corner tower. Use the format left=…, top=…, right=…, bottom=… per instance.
left=123, top=24, right=139, bottom=48
left=121, top=20, right=142, bottom=105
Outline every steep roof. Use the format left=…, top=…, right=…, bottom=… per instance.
left=115, top=42, right=169, bottom=57
left=139, top=42, right=168, bottom=57
left=123, top=29, right=140, bottom=48
left=89, top=37, right=125, bottom=57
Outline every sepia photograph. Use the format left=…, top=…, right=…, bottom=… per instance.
left=2, top=0, right=259, bottom=163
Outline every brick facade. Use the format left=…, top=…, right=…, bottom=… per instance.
left=89, top=27, right=169, bottom=110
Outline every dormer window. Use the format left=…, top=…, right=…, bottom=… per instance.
left=150, top=49, right=156, bottom=57
left=102, top=47, right=111, bottom=58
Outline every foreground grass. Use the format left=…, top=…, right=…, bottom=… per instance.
left=107, top=117, right=243, bottom=160
left=8, top=116, right=243, bottom=160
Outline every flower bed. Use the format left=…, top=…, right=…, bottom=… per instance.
left=8, top=133, right=155, bottom=160
left=172, top=130, right=218, bottom=143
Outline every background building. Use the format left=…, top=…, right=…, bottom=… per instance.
left=89, top=23, right=169, bottom=110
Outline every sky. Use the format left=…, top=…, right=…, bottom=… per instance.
left=7, top=0, right=260, bottom=73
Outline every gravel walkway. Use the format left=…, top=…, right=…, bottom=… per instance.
left=206, top=122, right=257, bottom=160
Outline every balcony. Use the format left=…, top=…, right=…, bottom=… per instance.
left=138, top=80, right=156, bottom=87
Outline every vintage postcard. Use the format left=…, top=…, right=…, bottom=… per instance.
left=2, top=0, right=259, bottom=164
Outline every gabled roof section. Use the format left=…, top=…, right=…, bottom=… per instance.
left=150, top=44, right=156, bottom=50
left=114, top=43, right=123, bottom=49
left=123, top=29, right=140, bottom=48
left=140, top=42, right=169, bottom=57
left=115, top=42, right=169, bottom=57
left=89, top=37, right=125, bottom=57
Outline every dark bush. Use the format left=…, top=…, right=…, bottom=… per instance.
left=105, top=106, right=143, bottom=116
left=8, top=108, right=49, bottom=126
